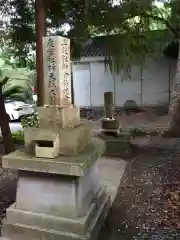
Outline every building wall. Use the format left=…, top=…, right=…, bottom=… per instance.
left=72, top=57, right=176, bottom=107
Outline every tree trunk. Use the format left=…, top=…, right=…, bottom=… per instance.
left=35, top=0, right=46, bottom=106
left=0, top=86, right=14, bottom=154
left=168, top=40, right=180, bottom=136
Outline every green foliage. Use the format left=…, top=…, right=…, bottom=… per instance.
left=0, top=54, right=35, bottom=101
left=129, top=127, right=160, bottom=138
left=21, top=113, right=39, bottom=128
left=0, top=68, right=25, bottom=101
left=0, top=0, right=112, bottom=66
left=130, top=128, right=148, bottom=138
left=0, top=0, right=179, bottom=72
left=0, top=64, right=34, bottom=102
left=12, top=130, right=24, bottom=141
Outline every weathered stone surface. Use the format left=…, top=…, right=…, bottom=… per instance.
left=35, top=133, right=60, bottom=158
left=43, top=36, right=71, bottom=106
left=15, top=163, right=99, bottom=218
left=98, top=158, right=127, bottom=204
left=57, top=122, right=92, bottom=156
left=37, top=105, right=80, bottom=129
left=24, top=121, right=92, bottom=156
left=99, top=132, right=132, bottom=158
left=101, top=118, right=119, bottom=132
left=2, top=138, right=105, bottom=176
left=2, top=190, right=110, bottom=240
left=0, top=157, right=126, bottom=240
left=5, top=187, right=106, bottom=235
left=104, top=91, right=114, bottom=119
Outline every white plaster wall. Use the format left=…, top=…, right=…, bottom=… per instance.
left=114, top=65, right=141, bottom=106
left=72, top=57, right=176, bottom=107
left=72, top=63, right=91, bottom=107
left=90, top=62, right=114, bottom=106
left=141, top=57, right=170, bottom=105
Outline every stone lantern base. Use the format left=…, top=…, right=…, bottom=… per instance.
left=100, top=118, right=120, bottom=135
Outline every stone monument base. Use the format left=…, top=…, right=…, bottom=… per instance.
left=24, top=121, right=92, bottom=157
left=99, top=132, right=132, bottom=158
left=1, top=138, right=111, bottom=240
left=100, top=118, right=120, bottom=135
left=2, top=187, right=110, bottom=240
left=38, top=104, right=80, bottom=129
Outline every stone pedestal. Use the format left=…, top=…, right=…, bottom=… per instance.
left=100, top=118, right=120, bottom=135
left=1, top=138, right=110, bottom=240
left=24, top=121, right=92, bottom=156
left=99, top=133, right=132, bottom=158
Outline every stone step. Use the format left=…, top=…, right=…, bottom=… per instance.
left=4, top=187, right=106, bottom=236
left=2, top=194, right=110, bottom=240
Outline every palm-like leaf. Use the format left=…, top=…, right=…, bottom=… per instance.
left=1, top=76, right=10, bottom=86
left=0, top=67, right=33, bottom=102
left=2, top=85, right=27, bottom=102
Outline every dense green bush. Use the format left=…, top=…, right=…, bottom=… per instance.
left=21, top=113, right=39, bottom=128
left=12, top=130, right=24, bottom=141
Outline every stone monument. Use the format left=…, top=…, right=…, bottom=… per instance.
left=99, top=91, right=132, bottom=158
left=1, top=36, right=110, bottom=240
left=101, top=91, right=120, bottom=135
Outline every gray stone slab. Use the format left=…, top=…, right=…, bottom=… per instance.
left=2, top=138, right=105, bottom=176
left=5, top=187, right=106, bottom=236
left=2, top=194, right=110, bottom=240
left=98, top=157, right=127, bottom=204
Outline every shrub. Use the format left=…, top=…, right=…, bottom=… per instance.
left=130, top=128, right=147, bottom=138
left=129, top=127, right=160, bottom=138
left=21, top=112, right=39, bottom=128
left=12, top=130, right=24, bottom=141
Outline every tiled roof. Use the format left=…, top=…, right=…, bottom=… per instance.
left=80, top=35, right=109, bottom=57
left=80, top=30, right=172, bottom=58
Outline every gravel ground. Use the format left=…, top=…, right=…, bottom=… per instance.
left=0, top=144, right=18, bottom=234
left=0, top=169, right=17, bottom=235
left=0, top=136, right=180, bottom=239
left=99, top=137, right=180, bottom=240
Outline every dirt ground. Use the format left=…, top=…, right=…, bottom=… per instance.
left=0, top=113, right=180, bottom=239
